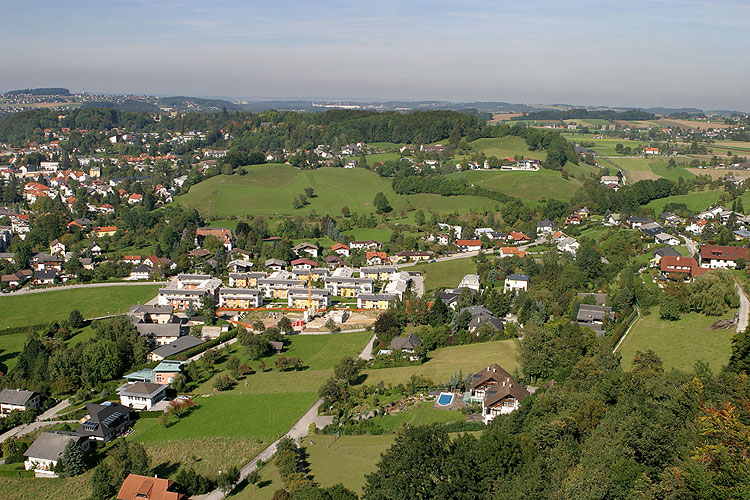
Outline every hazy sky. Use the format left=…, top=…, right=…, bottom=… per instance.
left=2, top=0, right=749, bottom=110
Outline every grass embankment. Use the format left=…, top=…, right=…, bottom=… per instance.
left=645, top=190, right=723, bottom=214
left=618, top=311, right=734, bottom=372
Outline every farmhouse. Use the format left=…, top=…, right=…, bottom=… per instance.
left=0, top=388, right=41, bottom=416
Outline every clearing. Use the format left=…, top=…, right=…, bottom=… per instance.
left=409, top=258, right=478, bottom=291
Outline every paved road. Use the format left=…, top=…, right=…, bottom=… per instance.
left=683, top=235, right=699, bottom=258
left=2, top=281, right=164, bottom=296
left=411, top=274, right=425, bottom=298
left=0, top=399, right=72, bottom=442
left=197, top=333, right=374, bottom=499
left=187, top=337, right=238, bottom=363
left=0, top=419, right=79, bottom=442
left=736, top=282, right=749, bottom=333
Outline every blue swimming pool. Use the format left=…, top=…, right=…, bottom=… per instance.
left=437, top=393, right=454, bottom=406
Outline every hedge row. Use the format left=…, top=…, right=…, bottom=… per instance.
left=0, top=323, right=48, bottom=336
left=0, top=470, right=35, bottom=478
left=172, top=330, right=238, bottom=361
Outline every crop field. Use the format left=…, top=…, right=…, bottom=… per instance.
left=618, top=312, right=733, bottom=372
left=362, top=339, right=519, bottom=387
left=448, top=168, right=583, bottom=202
left=178, top=164, right=498, bottom=217
left=0, top=284, right=161, bottom=330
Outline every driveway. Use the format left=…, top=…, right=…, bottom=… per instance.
left=682, top=235, right=698, bottom=258
left=737, top=282, right=749, bottom=333
left=0, top=398, right=72, bottom=442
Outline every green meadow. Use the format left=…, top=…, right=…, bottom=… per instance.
left=448, top=169, right=583, bottom=202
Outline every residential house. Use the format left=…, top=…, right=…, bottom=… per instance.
left=218, top=288, right=263, bottom=308
left=389, top=334, right=424, bottom=358
left=468, top=364, right=528, bottom=423
left=257, top=277, right=305, bottom=299
left=392, top=250, right=433, bottom=263
left=94, top=226, right=117, bottom=237
left=383, top=271, right=411, bottom=300
left=660, top=255, right=706, bottom=281
left=128, top=264, right=155, bottom=281
left=0, top=388, right=41, bottom=416
left=75, top=403, right=133, bottom=442
left=127, top=193, right=143, bottom=205
left=557, top=236, right=580, bottom=255
left=577, top=304, right=615, bottom=337
left=117, top=382, right=168, bottom=410
left=428, top=233, right=450, bottom=246
left=699, top=245, right=749, bottom=269
left=147, top=335, right=204, bottom=362
left=499, top=247, right=527, bottom=258
left=687, top=218, right=708, bottom=235
left=23, top=431, right=91, bottom=477
left=33, top=269, right=57, bottom=285
left=291, top=267, right=329, bottom=281
left=287, top=287, right=331, bottom=309
left=366, top=251, right=389, bottom=266
left=124, top=360, right=186, bottom=385
left=603, top=212, right=623, bottom=227
left=650, top=247, right=681, bottom=268
left=116, top=473, right=185, bottom=500
left=1, top=269, right=31, bottom=288
left=654, top=233, right=680, bottom=246
left=31, top=253, right=62, bottom=271
left=349, top=240, right=381, bottom=250
left=290, top=258, right=318, bottom=270
left=135, top=323, right=188, bottom=346
left=626, top=217, right=652, bottom=229
left=195, top=227, right=234, bottom=250
left=228, top=272, right=266, bottom=288
left=227, top=259, right=254, bottom=273
left=292, top=242, right=319, bottom=258
left=264, top=258, right=286, bottom=271
left=128, top=304, right=174, bottom=325
left=460, top=306, right=504, bottom=333
left=504, top=274, right=530, bottom=293
left=49, top=239, right=66, bottom=256
left=331, top=243, right=350, bottom=257
left=325, top=255, right=345, bottom=267
left=455, top=239, right=481, bottom=252
left=536, top=220, right=554, bottom=235
left=357, top=293, right=396, bottom=310
left=458, top=274, right=481, bottom=292
left=324, top=276, right=375, bottom=297
left=360, top=266, right=397, bottom=281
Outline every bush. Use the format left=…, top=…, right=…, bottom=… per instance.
left=213, top=374, right=234, bottom=391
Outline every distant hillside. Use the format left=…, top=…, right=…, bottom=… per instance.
left=6, top=87, right=71, bottom=96
left=157, top=96, right=245, bottom=111
left=81, top=100, right=160, bottom=112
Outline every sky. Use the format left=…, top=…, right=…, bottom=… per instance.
left=2, top=0, right=749, bottom=110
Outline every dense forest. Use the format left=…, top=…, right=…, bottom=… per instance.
left=515, top=108, right=657, bottom=121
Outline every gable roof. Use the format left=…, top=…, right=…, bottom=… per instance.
left=390, top=334, right=423, bottom=351
left=700, top=245, right=749, bottom=262
left=117, top=474, right=184, bottom=500
left=484, top=382, right=530, bottom=408
left=469, top=364, right=514, bottom=390
left=24, top=431, right=82, bottom=461
left=150, top=335, right=204, bottom=358
left=0, top=388, right=38, bottom=406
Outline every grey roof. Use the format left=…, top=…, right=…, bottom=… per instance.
left=129, top=304, right=173, bottom=316
left=577, top=304, right=615, bottom=323
left=219, top=287, right=262, bottom=296
left=75, top=403, right=131, bottom=439
left=653, top=247, right=681, bottom=258
left=506, top=274, right=530, bottom=282
left=150, top=335, right=204, bottom=358
left=358, top=293, right=396, bottom=301
left=117, top=382, right=167, bottom=398
left=34, top=269, right=57, bottom=280
left=468, top=315, right=504, bottom=330
left=135, top=323, right=187, bottom=338
left=390, top=334, right=424, bottom=351
left=576, top=293, right=607, bottom=306
left=0, top=388, right=38, bottom=406
left=23, top=431, right=83, bottom=461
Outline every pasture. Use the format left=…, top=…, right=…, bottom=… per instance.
left=178, top=164, right=498, bottom=217
left=618, top=312, right=733, bottom=372
left=645, top=189, right=723, bottom=214
left=448, top=169, right=583, bottom=202
left=408, top=258, right=478, bottom=291
left=470, top=136, right=546, bottom=160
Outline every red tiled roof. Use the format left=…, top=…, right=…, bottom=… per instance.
left=700, top=245, right=749, bottom=262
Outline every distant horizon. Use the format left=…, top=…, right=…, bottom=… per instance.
left=5, top=86, right=746, bottom=113
left=3, top=1, right=749, bottom=111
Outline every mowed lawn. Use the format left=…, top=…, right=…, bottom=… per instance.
left=0, top=332, right=29, bottom=373
left=618, top=312, right=734, bottom=372
left=645, top=189, right=723, bottom=214
left=0, top=284, right=161, bottom=330
left=178, top=164, right=498, bottom=217
left=448, top=169, right=582, bottom=202
left=409, top=258, right=478, bottom=291
left=363, top=339, right=519, bottom=387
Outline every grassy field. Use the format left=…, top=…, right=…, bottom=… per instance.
left=409, top=258, right=477, bottom=291
left=470, top=136, right=546, bottom=160
left=178, top=164, right=498, bottom=218
left=0, top=284, right=161, bottom=330
left=363, top=339, right=519, bottom=387
left=0, top=332, right=30, bottom=374
left=0, top=471, right=93, bottom=500
left=448, top=169, right=583, bottom=202
left=645, top=189, right=723, bottom=214
left=343, top=227, right=393, bottom=242
left=378, top=400, right=465, bottom=429
left=618, top=311, right=734, bottom=372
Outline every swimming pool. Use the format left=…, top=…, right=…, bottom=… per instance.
left=437, top=392, right=454, bottom=406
